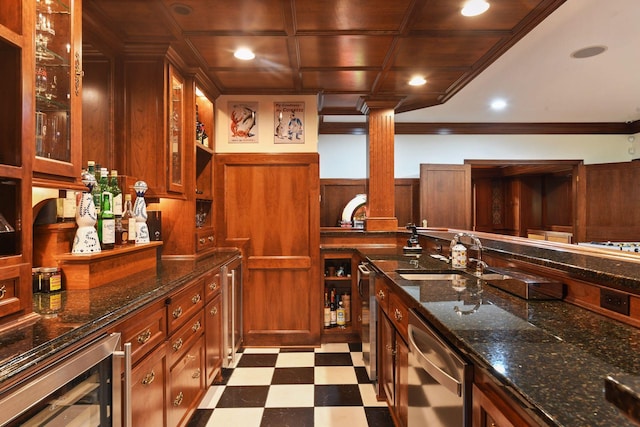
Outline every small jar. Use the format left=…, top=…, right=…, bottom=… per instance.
left=40, top=267, right=63, bottom=293
left=32, top=267, right=42, bottom=293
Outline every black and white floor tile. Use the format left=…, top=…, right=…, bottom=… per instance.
left=186, top=342, right=395, bottom=427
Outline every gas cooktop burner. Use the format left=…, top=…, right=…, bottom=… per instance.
left=578, top=241, right=640, bottom=252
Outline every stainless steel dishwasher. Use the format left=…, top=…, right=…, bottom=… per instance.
left=358, top=262, right=376, bottom=385
left=408, top=310, right=472, bottom=427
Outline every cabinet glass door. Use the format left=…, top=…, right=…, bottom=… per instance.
left=168, top=67, right=184, bottom=193
left=35, top=0, right=72, bottom=163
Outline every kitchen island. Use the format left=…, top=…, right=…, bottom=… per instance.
left=355, top=231, right=640, bottom=427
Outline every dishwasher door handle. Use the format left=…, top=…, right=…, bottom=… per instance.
left=408, top=324, right=463, bottom=397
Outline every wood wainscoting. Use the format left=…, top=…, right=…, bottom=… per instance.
left=215, top=153, right=321, bottom=347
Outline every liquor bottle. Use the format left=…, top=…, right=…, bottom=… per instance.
left=323, top=290, right=331, bottom=328
left=342, top=292, right=351, bottom=323
left=330, top=288, right=337, bottom=327
left=110, top=171, right=123, bottom=245
left=87, top=161, right=101, bottom=215
left=97, top=168, right=115, bottom=250
left=336, top=301, right=346, bottom=327
left=121, top=193, right=136, bottom=244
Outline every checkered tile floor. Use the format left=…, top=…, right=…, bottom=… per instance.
left=186, top=342, right=394, bottom=427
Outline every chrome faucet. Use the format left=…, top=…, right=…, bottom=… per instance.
left=450, top=232, right=485, bottom=276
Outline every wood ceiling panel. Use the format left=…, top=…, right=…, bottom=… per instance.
left=293, top=0, right=413, bottom=31
left=302, top=70, right=379, bottom=92
left=161, top=0, right=286, bottom=32
left=189, top=36, right=290, bottom=69
left=412, top=0, right=544, bottom=31
left=298, top=35, right=394, bottom=68
left=319, top=93, right=365, bottom=109
left=87, top=1, right=173, bottom=38
left=216, top=70, right=295, bottom=90
left=393, top=35, right=503, bottom=68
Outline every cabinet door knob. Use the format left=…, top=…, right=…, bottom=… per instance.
left=209, top=282, right=218, bottom=291
left=172, top=306, right=183, bottom=319
left=208, top=235, right=214, bottom=242
left=394, top=308, right=403, bottom=322
left=199, top=238, right=206, bottom=244
left=192, top=320, right=201, bottom=332
left=210, top=306, right=218, bottom=316
left=141, top=371, right=155, bottom=386
left=173, top=391, right=184, bottom=406
left=0, top=285, right=6, bottom=300
left=137, top=329, right=152, bottom=344
left=192, top=294, right=201, bottom=304
left=378, top=289, right=385, bottom=299
left=172, top=338, right=183, bottom=352
left=192, top=368, right=201, bottom=379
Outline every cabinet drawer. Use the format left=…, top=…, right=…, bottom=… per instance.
left=205, top=294, right=223, bottom=385
left=167, top=279, right=204, bottom=334
left=131, top=345, right=167, bottom=427
left=203, top=269, right=221, bottom=302
left=388, top=291, right=409, bottom=339
left=195, top=227, right=215, bottom=252
left=119, top=300, right=167, bottom=365
left=168, top=310, right=204, bottom=367
left=375, top=279, right=390, bottom=314
left=168, top=335, right=205, bottom=427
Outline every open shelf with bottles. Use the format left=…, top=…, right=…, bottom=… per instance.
left=322, top=252, right=360, bottom=342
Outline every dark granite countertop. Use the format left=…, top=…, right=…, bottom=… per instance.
left=360, top=246, right=640, bottom=427
left=0, top=248, right=240, bottom=387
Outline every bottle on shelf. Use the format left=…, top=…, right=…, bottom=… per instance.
left=87, top=161, right=101, bottom=215
left=330, top=288, right=337, bottom=327
left=121, top=193, right=136, bottom=245
left=110, top=170, right=123, bottom=245
left=343, top=292, right=351, bottom=323
left=324, top=290, right=331, bottom=328
left=337, top=300, right=346, bottom=327
left=97, top=168, right=115, bottom=250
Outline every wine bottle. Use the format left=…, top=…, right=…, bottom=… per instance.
left=343, top=292, right=351, bottom=323
left=87, top=161, right=101, bottom=214
left=110, top=170, right=123, bottom=245
left=121, top=193, right=136, bottom=244
left=337, top=301, right=346, bottom=327
left=323, top=290, right=331, bottom=328
left=330, top=288, right=337, bottom=327
left=98, top=168, right=115, bottom=250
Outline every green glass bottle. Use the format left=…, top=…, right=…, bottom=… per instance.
left=110, top=170, right=123, bottom=245
left=97, top=168, right=115, bottom=249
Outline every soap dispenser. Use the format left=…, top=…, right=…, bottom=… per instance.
left=451, top=242, right=467, bottom=269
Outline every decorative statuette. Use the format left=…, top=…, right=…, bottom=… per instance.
left=133, top=181, right=150, bottom=244
left=72, top=172, right=101, bottom=254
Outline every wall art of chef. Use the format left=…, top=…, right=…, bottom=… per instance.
left=228, top=102, right=258, bottom=143
left=274, top=102, right=304, bottom=144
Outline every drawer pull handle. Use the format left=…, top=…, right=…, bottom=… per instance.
left=192, top=294, right=201, bottom=304
left=377, top=289, right=385, bottom=299
left=173, top=338, right=183, bottom=352
left=199, top=238, right=206, bottom=244
left=210, top=306, right=218, bottom=316
left=172, top=306, right=183, bottom=319
left=208, top=236, right=214, bottom=242
left=209, top=282, right=218, bottom=291
left=394, top=308, right=403, bottom=322
left=141, top=371, right=155, bottom=385
left=173, top=392, right=184, bottom=406
left=192, top=368, right=201, bottom=379
left=0, top=285, right=5, bottom=300
left=137, top=329, right=152, bottom=344
left=192, top=320, right=201, bottom=332
left=385, top=344, right=396, bottom=356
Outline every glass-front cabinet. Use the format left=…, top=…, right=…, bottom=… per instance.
left=33, top=0, right=82, bottom=183
left=168, top=65, right=184, bottom=194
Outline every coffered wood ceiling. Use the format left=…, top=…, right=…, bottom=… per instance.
left=83, top=0, right=566, bottom=118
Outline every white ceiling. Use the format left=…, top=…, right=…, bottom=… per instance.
left=330, top=0, right=640, bottom=124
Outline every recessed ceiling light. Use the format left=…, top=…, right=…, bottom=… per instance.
left=408, top=76, right=427, bottom=86
left=570, top=45, right=607, bottom=59
left=461, top=0, right=490, bottom=17
left=490, top=99, right=507, bottom=110
left=234, top=48, right=255, bottom=61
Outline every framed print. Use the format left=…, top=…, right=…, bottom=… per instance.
left=274, top=102, right=304, bottom=144
left=228, top=102, right=258, bottom=143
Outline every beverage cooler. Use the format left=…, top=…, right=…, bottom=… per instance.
left=0, top=333, right=131, bottom=426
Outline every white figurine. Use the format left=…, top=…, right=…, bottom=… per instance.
left=133, top=181, right=150, bottom=244
left=72, top=172, right=101, bottom=254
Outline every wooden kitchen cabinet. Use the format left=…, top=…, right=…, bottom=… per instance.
left=377, top=278, right=409, bottom=427
left=472, top=371, right=538, bottom=427
left=321, top=251, right=361, bottom=342
left=131, top=344, right=168, bottom=427
left=168, top=335, right=205, bottom=427
left=203, top=267, right=223, bottom=385
left=33, top=0, right=83, bottom=185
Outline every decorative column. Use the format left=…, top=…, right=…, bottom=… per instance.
left=360, top=97, right=403, bottom=231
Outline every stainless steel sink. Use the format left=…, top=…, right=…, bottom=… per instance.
left=399, top=273, right=466, bottom=281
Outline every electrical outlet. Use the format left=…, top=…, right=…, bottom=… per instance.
left=600, top=289, right=630, bottom=316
